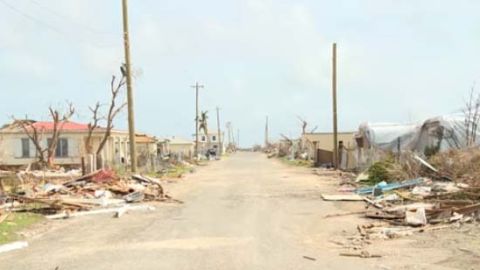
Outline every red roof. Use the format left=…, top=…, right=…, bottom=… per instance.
left=32, top=121, right=90, bottom=131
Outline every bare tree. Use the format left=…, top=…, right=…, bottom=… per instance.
left=85, top=74, right=127, bottom=161
left=463, top=85, right=480, bottom=147
left=84, top=102, right=101, bottom=155
left=297, top=116, right=308, bottom=135
left=14, top=103, right=75, bottom=168
left=15, top=119, right=47, bottom=165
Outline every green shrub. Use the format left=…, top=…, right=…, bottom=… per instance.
left=367, top=161, right=392, bottom=184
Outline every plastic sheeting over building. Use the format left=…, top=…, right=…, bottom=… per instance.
left=356, top=122, right=419, bottom=151
left=414, top=114, right=480, bottom=152
left=356, top=114, right=480, bottom=154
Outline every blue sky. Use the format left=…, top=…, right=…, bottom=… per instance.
left=0, top=0, right=479, bottom=146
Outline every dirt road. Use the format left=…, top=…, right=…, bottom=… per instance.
left=0, top=152, right=471, bottom=269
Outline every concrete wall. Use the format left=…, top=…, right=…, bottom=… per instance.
left=169, top=143, right=193, bottom=158
left=0, top=131, right=130, bottom=167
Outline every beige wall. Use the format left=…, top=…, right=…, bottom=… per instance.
left=0, top=131, right=130, bottom=167
left=302, top=132, right=355, bottom=158
left=302, top=132, right=357, bottom=169
left=169, top=143, right=193, bottom=157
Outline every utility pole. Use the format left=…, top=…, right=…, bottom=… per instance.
left=122, top=0, right=137, bottom=172
left=265, top=116, right=269, bottom=147
left=332, top=42, right=338, bottom=170
left=230, top=123, right=235, bottom=146
left=237, top=129, right=240, bottom=149
left=216, top=107, right=222, bottom=156
left=191, top=82, right=204, bottom=158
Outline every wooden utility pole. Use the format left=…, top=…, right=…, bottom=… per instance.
left=191, top=82, right=204, bottom=158
left=332, top=43, right=338, bottom=169
left=230, top=123, right=235, bottom=146
left=237, top=129, right=240, bottom=148
left=122, top=0, right=137, bottom=172
left=265, top=116, right=269, bottom=147
left=216, top=107, right=222, bottom=156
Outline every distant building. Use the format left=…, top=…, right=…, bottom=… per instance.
left=135, top=134, right=158, bottom=167
left=301, top=132, right=356, bottom=169
left=168, top=136, right=194, bottom=159
left=193, top=132, right=224, bottom=155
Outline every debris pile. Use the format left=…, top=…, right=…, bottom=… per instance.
left=324, top=177, right=480, bottom=234
left=321, top=149, right=480, bottom=259
left=0, top=169, right=180, bottom=220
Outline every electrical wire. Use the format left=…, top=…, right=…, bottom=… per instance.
left=27, top=0, right=116, bottom=36
left=0, top=0, right=119, bottom=48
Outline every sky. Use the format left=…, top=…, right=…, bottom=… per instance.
left=0, top=0, right=479, bottom=147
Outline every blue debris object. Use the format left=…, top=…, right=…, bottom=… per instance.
left=355, top=178, right=424, bottom=195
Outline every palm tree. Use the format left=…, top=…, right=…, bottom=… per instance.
left=199, top=111, right=211, bottom=153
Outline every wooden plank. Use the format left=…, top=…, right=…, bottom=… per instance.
left=321, top=194, right=364, bottom=201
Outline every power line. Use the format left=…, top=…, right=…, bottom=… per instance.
left=0, top=0, right=118, bottom=48
left=27, top=0, right=116, bottom=36
left=0, top=0, right=68, bottom=37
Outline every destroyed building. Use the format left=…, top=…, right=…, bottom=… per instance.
left=354, top=114, right=480, bottom=169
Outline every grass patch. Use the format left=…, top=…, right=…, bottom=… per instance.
left=165, top=164, right=195, bottom=178
left=280, top=157, right=313, bottom=167
left=0, top=212, right=44, bottom=244
left=148, top=164, right=196, bottom=179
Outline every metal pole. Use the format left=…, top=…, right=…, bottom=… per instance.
left=332, top=43, right=338, bottom=170
left=122, top=0, right=137, bottom=172
left=216, top=107, right=222, bottom=156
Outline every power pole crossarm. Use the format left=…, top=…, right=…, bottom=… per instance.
left=122, top=0, right=137, bottom=172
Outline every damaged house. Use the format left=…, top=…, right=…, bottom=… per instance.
left=354, top=114, right=480, bottom=168
left=301, top=132, right=357, bottom=169
left=0, top=120, right=156, bottom=169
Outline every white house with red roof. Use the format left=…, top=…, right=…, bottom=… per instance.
left=0, top=120, right=156, bottom=168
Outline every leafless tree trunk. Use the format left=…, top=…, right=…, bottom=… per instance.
left=85, top=102, right=101, bottom=155
left=96, top=75, right=127, bottom=156
left=16, top=119, right=47, bottom=165
left=297, top=116, right=308, bottom=135
left=463, top=85, right=480, bottom=147
left=14, top=103, right=75, bottom=168
left=84, top=74, right=126, bottom=169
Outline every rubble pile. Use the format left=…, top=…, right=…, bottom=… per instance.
left=0, top=169, right=180, bottom=220
left=323, top=148, right=480, bottom=256
left=429, top=148, right=480, bottom=186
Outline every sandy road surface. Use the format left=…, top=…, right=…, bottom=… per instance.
left=0, top=152, right=472, bottom=269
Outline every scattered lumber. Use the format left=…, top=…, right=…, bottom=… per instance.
left=340, top=251, right=382, bottom=258
left=321, top=194, right=364, bottom=201
left=1, top=169, right=178, bottom=219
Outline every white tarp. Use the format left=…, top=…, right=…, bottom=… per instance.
left=357, top=122, right=419, bottom=151
left=357, top=114, right=480, bottom=154
left=413, top=114, right=480, bottom=152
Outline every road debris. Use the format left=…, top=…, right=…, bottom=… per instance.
left=0, top=169, right=180, bottom=220
left=339, top=251, right=382, bottom=258
left=0, top=241, right=28, bottom=254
